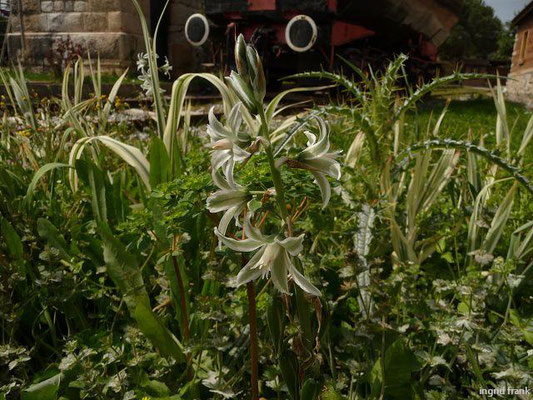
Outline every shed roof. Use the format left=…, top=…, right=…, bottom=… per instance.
left=512, top=0, right=533, bottom=27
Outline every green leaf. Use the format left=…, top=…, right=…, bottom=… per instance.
left=134, top=300, right=186, bottom=364
left=69, top=136, right=150, bottom=191
left=150, top=136, right=171, bottom=187
left=21, top=372, right=63, bottom=400
left=25, top=163, right=71, bottom=205
left=267, top=297, right=286, bottom=356
left=321, top=384, right=343, bottom=400
left=301, top=378, right=321, bottom=400
left=37, top=218, right=71, bottom=260
left=370, top=339, right=422, bottom=399
left=76, top=160, right=108, bottom=226
left=482, top=183, right=517, bottom=253
left=141, top=377, right=171, bottom=397
left=509, top=309, right=533, bottom=346
left=279, top=350, right=300, bottom=400
left=1, top=216, right=23, bottom=260
left=101, top=228, right=185, bottom=362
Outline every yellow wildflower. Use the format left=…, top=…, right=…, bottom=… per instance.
left=17, top=129, right=31, bottom=137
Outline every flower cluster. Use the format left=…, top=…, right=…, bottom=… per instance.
left=206, top=35, right=341, bottom=297
left=136, top=52, right=172, bottom=97
left=281, top=117, right=341, bottom=208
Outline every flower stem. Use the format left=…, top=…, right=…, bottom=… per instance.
left=258, top=108, right=289, bottom=221
left=247, top=280, right=260, bottom=400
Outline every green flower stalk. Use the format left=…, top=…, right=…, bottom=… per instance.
left=206, top=34, right=339, bottom=399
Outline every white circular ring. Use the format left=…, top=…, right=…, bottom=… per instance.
left=285, top=15, right=318, bottom=52
left=185, top=13, right=210, bottom=46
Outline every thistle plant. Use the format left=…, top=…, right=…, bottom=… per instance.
left=206, top=34, right=341, bottom=399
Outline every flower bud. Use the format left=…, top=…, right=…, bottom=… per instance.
left=235, top=34, right=249, bottom=80
left=226, top=71, right=258, bottom=114
left=252, top=51, right=266, bottom=103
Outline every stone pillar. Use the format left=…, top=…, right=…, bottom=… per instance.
left=8, top=0, right=150, bottom=73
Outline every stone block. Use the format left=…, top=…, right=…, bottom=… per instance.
left=73, top=0, right=87, bottom=12
left=8, top=33, right=53, bottom=62
left=10, top=16, right=20, bottom=31
left=18, top=13, right=48, bottom=32
left=84, top=12, right=109, bottom=32
left=54, top=1, right=64, bottom=11
left=108, top=10, right=142, bottom=35
left=21, top=0, right=41, bottom=14
left=107, top=11, right=122, bottom=32
left=41, top=1, right=54, bottom=12
left=87, top=0, right=120, bottom=12
left=47, top=12, right=84, bottom=32
left=65, top=1, right=73, bottom=11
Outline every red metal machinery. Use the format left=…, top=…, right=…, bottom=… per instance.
left=184, top=0, right=461, bottom=77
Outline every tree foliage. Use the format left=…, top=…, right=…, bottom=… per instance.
left=440, top=0, right=514, bottom=61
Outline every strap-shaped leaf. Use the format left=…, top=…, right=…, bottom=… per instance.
left=163, top=72, right=247, bottom=151
left=69, top=135, right=150, bottom=191
left=25, top=162, right=71, bottom=205
left=482, top=183, right=517, bottom=253
left=101, top=228, right=185, bottom=362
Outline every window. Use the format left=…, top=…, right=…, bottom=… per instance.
left=520, top=30, right=529, bottom=62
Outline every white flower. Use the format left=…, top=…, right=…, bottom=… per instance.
left=161, top=56, right=173, bottom=78
left=136, top=52, right=149, bottom=72
left=206, top=170, right=250, bottom=234
left=215, top=217, right=321, bottom=296
left=206, top=104, right=251, bottom=186
left=296, top=118, right=341, bottom=208
left=136, top=52, right=167, bottom=97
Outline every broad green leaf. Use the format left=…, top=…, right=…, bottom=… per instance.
left=134, top=300, right=186, bottom=363
left=267, top=297, right=286, bottom=356
left=150, top=137, right=170, bottom=187
left=370, top=339, right=422, bottom=399
left=1, top=216, right=23, bottom=260
left=163, top=72, right=247, bottom=152
left=21, top=372, right=63, bottom=400
left=301, top=378, right=321, bottom=400
left=509, top=309, right=533, bottom=346
left=37, top=218, right=71, bottom=260
left=101, top=228, right=185, bottom=362
left=279, top=350, right=300, bottom=400
left=265, top=85, right=330, bottom=124
left=321, top=385, right=343, bottom=400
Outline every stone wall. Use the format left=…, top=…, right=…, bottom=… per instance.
left=7, top=0, right=202, bottom=75
left=507, top=68, right=533, bottom=108
left=507, top=13, right=533, bottom=108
